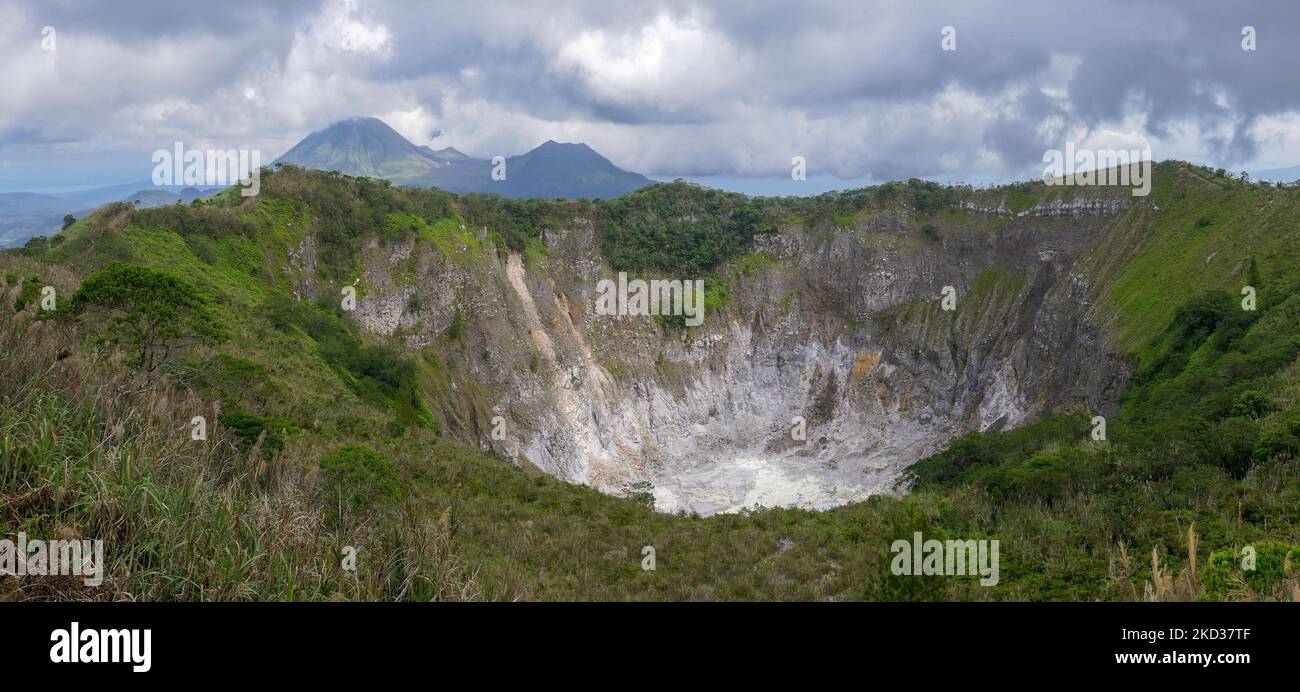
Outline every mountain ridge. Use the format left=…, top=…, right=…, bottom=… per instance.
left=5, top=161, right=1300, bottom=600
left=274, top=116, right=653, bottom=199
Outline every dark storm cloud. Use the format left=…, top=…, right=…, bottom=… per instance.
left=3, top=0, right=1300, bottom=189
left=982, top=89, right=1065, bottom=171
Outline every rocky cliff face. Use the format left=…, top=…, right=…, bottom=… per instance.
left=291, top=204, right=1134, bottom=515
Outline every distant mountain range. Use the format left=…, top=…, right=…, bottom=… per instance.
left=0, top=184, right=219, bottom=248
left=274, top=117, right=652, bottom=199
left=0, top=117, right=652, bottom=248
left=9, top=115, right=1290, bottom=249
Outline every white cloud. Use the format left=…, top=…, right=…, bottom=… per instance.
left=319, top=0, right=392, bottom=55
left=3, top=0, right=1300, bottom=191
left=379, top=106, right=440, bottom=146
left=551, top=12, right=750, bottom=117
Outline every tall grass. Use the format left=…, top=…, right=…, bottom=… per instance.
left=0, top=267, right=480, bottom=601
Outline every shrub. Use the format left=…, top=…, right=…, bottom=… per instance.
left=218, top=412, right=296, bottom=457
left=13, top=276, right=43, bottom=311
left=64, top=262, right=224, bottom=372
left=1231, top=390, right=1272, bottom=419
left=130, top=203, right=256, bottom=239
left=1204, top=542, right=1300, bottom=599
left=1252, top=427, right=1299, bottom=463
left=623, top=480, right=656, bottom=509
left=1204, top=417, right=1259, bottom=477
left=21, top=237, right=49, bottom=257
left=200, top=353, right=279, bottom=408
left=319, top=445, right=406, bottom=513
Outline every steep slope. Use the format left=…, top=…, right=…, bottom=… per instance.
left=35, top=164, right=1271, bottom=516
left=331, top=184, right=1132, bottom=513
left=275, top=116, right=456, bottom=182
left=9, top=162, right=1299, bottom=600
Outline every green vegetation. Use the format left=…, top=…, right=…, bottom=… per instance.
left=1204, top=542, right=1300, bottom=600
left=218, top=412, right=297, bottom=458
left=13, top=275, right=43, bottom=312
left=262, top=296, right=435, bottom=430
left=900, top=275, right=1300, bottom=599
left=319, top=445, right=408, bottom=515
left=595, top=181, right=776, bottom=275
left=457, top=194, right=579, bottom=252
left=1096, top=163, right=1300, bottom=354
left=734, top=251, right=777, bottom=276
left=653, top=278, right=729, bottom=330
left=65, top=262, right=224, bottom=372
left=195, top=353, right=280, bottom=409
left=3, top=162, right=1298, bottom=601
left=0, top=286, right=478, bottom=601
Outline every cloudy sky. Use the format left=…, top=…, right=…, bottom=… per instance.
left=3, top=0, right=1300, bottom=193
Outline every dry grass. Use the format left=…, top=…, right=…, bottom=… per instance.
left=0, top=265, right=481, bottom=601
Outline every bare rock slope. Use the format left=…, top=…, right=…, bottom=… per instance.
left=301, top=205, right=1134, bottom=515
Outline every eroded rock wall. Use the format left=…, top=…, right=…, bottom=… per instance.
left=296, top=207, right=1133, bottom=515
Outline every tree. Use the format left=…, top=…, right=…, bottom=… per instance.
left=65, top=263, right=224, bottom=372
left=61, top=214, right=76, bottom=231
left=201, top=353, right=279, bottom=408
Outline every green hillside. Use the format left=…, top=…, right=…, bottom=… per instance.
left=2, top=162, right=1298, bottom=601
